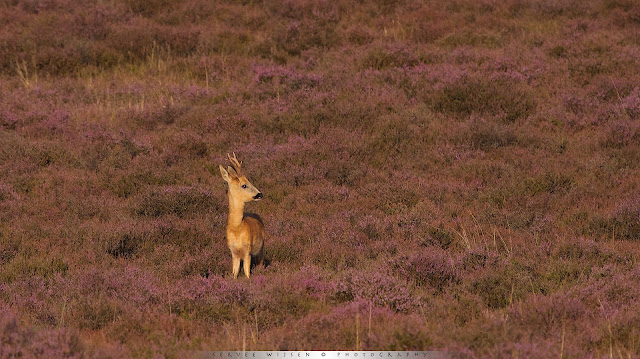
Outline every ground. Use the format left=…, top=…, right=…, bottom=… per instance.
left=1, top=0, right=640, bottom=357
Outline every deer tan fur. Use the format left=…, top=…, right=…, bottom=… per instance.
left=219, top=153, right=265, bottom=279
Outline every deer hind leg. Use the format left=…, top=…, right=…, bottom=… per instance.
left=232, top=255, right=241, bottom=279
left=243, top=253, right=251, bottom=278
left=253, top=248, right=264, bottom=268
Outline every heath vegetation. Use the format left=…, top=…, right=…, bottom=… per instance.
left=1, top=0, right=640, bottom=357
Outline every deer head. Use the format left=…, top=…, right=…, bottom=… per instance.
left=219, top=152, right=263, bottom=202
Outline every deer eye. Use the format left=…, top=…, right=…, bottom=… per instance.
left=242, top=184, right=247, bottom=189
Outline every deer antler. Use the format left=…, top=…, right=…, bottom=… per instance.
left=227, top=152, right=243, bottom=177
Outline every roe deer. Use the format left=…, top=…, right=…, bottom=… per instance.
left=219, top=153, right=265, bottom=279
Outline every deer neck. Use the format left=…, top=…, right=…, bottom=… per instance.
left=227, top=193, right=245, bottom=229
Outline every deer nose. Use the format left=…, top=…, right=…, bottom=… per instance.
left=254, top=193, right=263, bottom=200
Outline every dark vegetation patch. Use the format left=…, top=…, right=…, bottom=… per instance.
left=430, top=76, right=537, bottom=122
left=135, top=186, right=217, bottom=218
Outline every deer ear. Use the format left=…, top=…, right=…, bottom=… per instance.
left=219, top=165, right=230, bottom=182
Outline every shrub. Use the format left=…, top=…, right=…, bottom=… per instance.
left=509, top=292, right=586, bottom=334
left=430, top=76, right=536, bottom=122
left=588, top=197, right=640, bottom=240
left=267, top=240, right=300, bottom=264
left=126, top=103, right=186, bottom=130
left=334, top=270, right=417, bottom=313
left=122, top=0, right=175, bottom=16
left=0, top=311, right=87, bottom=358
left=549, top=45, right=568, bottom=58
left=422, top=226, right=455, bottom=249
left=135, top=185, right=217, bottom=218
left=109, top=168, right=177, bottom=198
left=106, top=230, right=143, bottom=259
left=75, top=296, right=123, bottom=330
left=553, top=237, right=620, bottom=264
left=612, top=198, right=640, bottom=240
left=0, top=255, right=68, bottom=283
left=467, top=261, right=536, bottom=310
left=168, top=275, right=247, bottom=321
left=602, top=117, right=640, bottom=149
left=469, top=272, right=514, bottom=309
left=437, top=29, right=503, bottom=49
left=346, top=26, right=374, bottom=45
left=523, top=172, right=575, bottom=196
left=0, top=109, right=19, bottom=130
left=455, top=120, right=519, bottom=151
left=269, top=1, right=340, bottom=56
left=361, top=44, right=420, bottom=70
left=394, top=248, right=459, bottom=291
left=179, top=247, right=229, bottom=278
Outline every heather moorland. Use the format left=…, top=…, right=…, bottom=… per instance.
left=1, top=0, right=640, bottom=357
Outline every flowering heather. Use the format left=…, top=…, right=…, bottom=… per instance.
left=393, top=248, right=460, bottom=291
left=1, top=0, right=640, bottom=357
left=1, top=311, right=84, bottom=359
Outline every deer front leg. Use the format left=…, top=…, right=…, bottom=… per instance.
left=232, top=255, right=241, bottom=279
left=243, top=253, right=251, bottom=278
